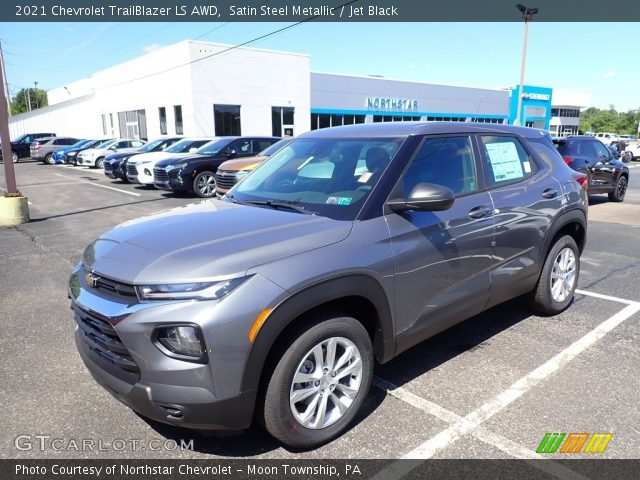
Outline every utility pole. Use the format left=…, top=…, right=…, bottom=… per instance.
left=33, top=81, right=38, bottom=109
left=514, top=4, right=539, bottom=126
left=0, top=42, right=9, bottom=117
left=0, top=47, right=19, bottom=194
left=26, top=88, right=31, bottom=112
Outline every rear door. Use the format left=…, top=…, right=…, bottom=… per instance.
left=387, top=134, right=496, bottom=339
left=476, top=134, right=564, bottom=306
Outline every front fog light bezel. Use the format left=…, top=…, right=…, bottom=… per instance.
left=152, top=324, right=209, bottom=363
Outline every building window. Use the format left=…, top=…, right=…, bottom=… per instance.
left=375, top=115, right=421, bottom=123
left=174, top=105, right=183, bottom=135
left=272, top=106, right=294, bottom=137
left=159, top=107, right=167, bottom=135
left=117, top=109, right=147, bottom=139
left=214, top=104, right=241, bottom=136
left=101, top=114, right=107, bottom=135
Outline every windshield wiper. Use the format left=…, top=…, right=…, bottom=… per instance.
left=243, top=199, right=314, bottom=215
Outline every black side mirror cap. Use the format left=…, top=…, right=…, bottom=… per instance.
left=387, top=182, right=455, bottom=212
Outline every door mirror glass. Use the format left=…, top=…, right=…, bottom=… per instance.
left=387, top=182, right=455, bottom=212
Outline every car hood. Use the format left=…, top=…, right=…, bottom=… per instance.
left=155, top=153, right=207, bottom=168
left=129, top=151, right=190, bottom=165
left=83, top=200, right=352, bottom=284
left=218, top=155, right=268, bottom=172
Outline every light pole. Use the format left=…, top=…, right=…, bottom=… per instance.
left=514, top=4, right=538, bottom=126
left=33, top=81, right=38, bottom=109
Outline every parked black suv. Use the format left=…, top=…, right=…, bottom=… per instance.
left=153, top=136, right=281, bottom=197
left=2, top=133, right=56, bottom=163
left=553, top=136, right=629, bottom=202
left=71, top=123, right=588, bottom=448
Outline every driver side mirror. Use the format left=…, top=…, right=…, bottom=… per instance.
left=225, top=148, right=237, bottom=159
left=387, top=182, right=455, bottom=213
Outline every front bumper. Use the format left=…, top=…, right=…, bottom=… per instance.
left=69, top=264, right=286, bottom=430
left=154, top=171, right=189, bottom=192
left=77, top=156, right=95, bottom=166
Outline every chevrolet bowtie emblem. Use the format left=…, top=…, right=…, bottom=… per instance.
left=85, top=271, right=100, bottom=288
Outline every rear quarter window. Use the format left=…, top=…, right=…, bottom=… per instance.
left=480, top=135, right=535, bottom=186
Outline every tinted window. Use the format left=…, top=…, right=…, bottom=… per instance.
left=231, top=139, right=252, bottom=154
left=480, top=136, right=534, bottom=186
left=253, top=139, right=275, bottom=152
left=403, top=136, right=477, bottom=196
left=214, top=104, right=241, bottom=136
left=593, top=141, right=610, bottom=158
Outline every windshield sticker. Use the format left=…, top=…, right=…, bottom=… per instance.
left=326, top=196, right=353, bottom=206
left=357, top=172, right=373, bottom=183
left=485, top=142, right=524, bottom=182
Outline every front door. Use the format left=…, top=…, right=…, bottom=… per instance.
left=386, top=135, right=496, bottom=341
left=590, top=140, right=617, bottom=190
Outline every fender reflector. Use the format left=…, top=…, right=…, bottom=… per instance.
left=248, top=308, right=273, bottom=343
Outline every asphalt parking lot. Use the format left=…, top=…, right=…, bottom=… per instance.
left=1, top=160, right=639, bottom=463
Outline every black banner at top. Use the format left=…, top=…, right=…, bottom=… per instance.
left=3, top=0, right=640, bottom=22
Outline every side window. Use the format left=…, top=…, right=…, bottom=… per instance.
left=253, top=139, right=273, bottom=152
left=403, top=136, right=477, bottom=196
left=23, top=136, right=32, bottom=144
left=117, top=141, right=129, bottom=149
left=480, top=135, right=534, bottom=186
left=131, top=140, right=144, bottom=148
left=577, top=141, right=596, bottom=157
left=592, top=141, right=610, bottom=159
left=232, top=140, right=252, bottom=154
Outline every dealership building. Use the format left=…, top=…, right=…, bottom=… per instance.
left=8, top=40, right=591, bottom=140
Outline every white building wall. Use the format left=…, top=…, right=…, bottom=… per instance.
left=8, top=94, right=101, bottom=139
left=187, top=42, right=310, bottom=136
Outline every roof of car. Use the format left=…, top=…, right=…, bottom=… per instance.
left=301, top=122, right=551, bottom=139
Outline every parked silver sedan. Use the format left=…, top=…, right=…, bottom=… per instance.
left=76, top=138, right=147, bottom=168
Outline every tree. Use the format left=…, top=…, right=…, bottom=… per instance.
left=10, top=87, right=48, bottom=115
left=579, top=106, right=640, bottom=135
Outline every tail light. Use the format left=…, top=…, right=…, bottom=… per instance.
left=563, top=156, right=574, bottom=166
left=32, top=143, right=40, bottom=151
left=572, top=172, right=588, bottom=190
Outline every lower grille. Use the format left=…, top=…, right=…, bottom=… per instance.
left=126, top=164, right=138, bottom=177
left=75, top=308, right=140, bottom=378
left=154, top=168, right=169, bottom=182
left=215, top=172, right=237, bottom=190
left=104, top=163, right=113, bottom=172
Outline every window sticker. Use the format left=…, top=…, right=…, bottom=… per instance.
left=523, top=161, right=532, bottom=173
left=326, top=196, right=352, bottom=206
left=485, top=142, right=524, bottom=182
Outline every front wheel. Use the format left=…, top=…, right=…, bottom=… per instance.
left=193, top=171, right=216, bottom=197
left=262, top=315, right=373, bottom=449
left=608, top=175, right=627, bottom=202
left=45, top=153, right=55, bottom=165
left=528, top=235, right=580, bottom=316
left=94, top=157, right=105, bottom=169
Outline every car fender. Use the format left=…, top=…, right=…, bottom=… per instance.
left=240, top=274, right=395, bottom=393
left=539, top=208, right=587, bottom=264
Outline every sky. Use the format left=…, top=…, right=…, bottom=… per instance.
left=1, top=22, right=638, bottom=111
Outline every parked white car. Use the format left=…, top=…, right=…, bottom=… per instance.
left=595, top=132, right=620, bottom=146
left=126, top=137, right=214, bottom=185
left=76, top=138, right=147, bottom=168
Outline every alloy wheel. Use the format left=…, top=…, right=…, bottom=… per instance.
left=289, top=337, right=363, bottom=430
left=550, top=247, right=576, bottom=303
left=616, top=177, right=627, bottom=200
left=195, top=172, right=216, bottom=197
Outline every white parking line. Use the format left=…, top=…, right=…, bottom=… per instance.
left=371, top=290, right=640, bottom=478
left=54, top=173, right=140, bottom=197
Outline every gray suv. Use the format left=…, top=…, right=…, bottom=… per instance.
left=69, top=123, right=588, bottom=448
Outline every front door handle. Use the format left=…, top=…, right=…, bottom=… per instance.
left=468, top=206, right=492, bottom=219
left=542, top=188, right=558, bottom=199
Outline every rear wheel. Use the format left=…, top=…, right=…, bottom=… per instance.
left=528, top=235, right=579, bottom=315
left=193, top=171, right=216, bottom=198
left=608, top=175, right=627, bottom=202
left=262, top=315, right=373, bottom=449
left=12, top=151, right=19, bottom=163
left=95, top=157, right=105, bottom=169
left=45, top=153, right=55, bottom=165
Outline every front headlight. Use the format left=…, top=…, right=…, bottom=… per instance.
left=168, top=162, right=188, bottom=170
left=235, top=170, right=251, bottom=179
left=136, top=277, right=246, bottom=301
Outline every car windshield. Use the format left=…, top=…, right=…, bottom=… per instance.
left=166, top=138, right=211, bottom=153
left=12, top=134, right=27, bottom=143
left=70, top=140, right=90, bottom=148
left=95, top=139, right=116, bottom=149
left=259, top=138, right=292, bottom=156
left=195, top=138, right=233, bottom=155
left=232, top=137, right=405, bottom=221
left=137, top=138, right=168, bottom=152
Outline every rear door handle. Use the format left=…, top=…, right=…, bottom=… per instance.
left=468, top=206, right=492, bottom=219
left=542, top=188, right=558, bottom=199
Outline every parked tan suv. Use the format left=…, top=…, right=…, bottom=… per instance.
left=215, top=138, right=292, bottom=197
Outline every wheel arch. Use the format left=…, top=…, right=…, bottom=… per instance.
left=540, top=209, right=587, bottom=264
left=240, top=274, right=395, bottom=394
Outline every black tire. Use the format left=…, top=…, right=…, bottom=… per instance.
left=528, top=235, right=580, bottom=316
left=94, top=157, right=105, bottom=169
left=192, top=171, right=216, bottom=198
left=45, top=153, right=55, bottom=165
left=608, top=175, right=627, bottom=202
left=262, top=315, right=373, bottom=449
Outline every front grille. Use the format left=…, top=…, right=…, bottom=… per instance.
left=94, top=275, right=138, bottom=298
left=104, top=162, right=113, bottom=172
left=154, top=168, right=169, bottom=182
left=215, top=171, right=237, bottom=190
left=75, top=308, right=140, bottom=377
left=126, top=164, right=138, bottom=177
